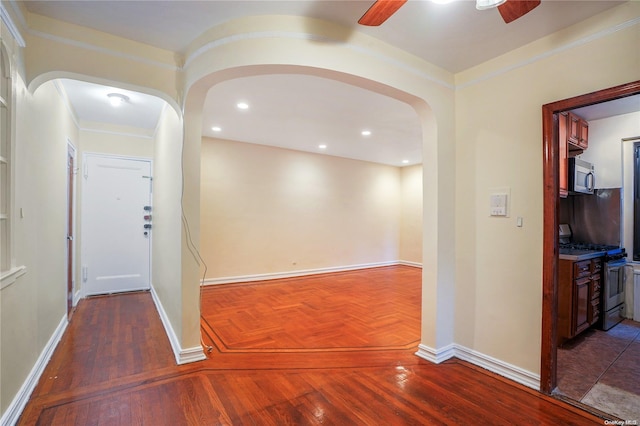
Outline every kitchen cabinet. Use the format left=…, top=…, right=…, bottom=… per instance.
left=558, top=257, right=602, bottom=345
left=558, top=112, right=589, bottom=198
left=567, top=112, right=589, bottom=151
left=590, top=263, right=601, bottom=326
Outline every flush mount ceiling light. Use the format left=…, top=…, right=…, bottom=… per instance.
left=476, top=0, right=506, bottom=10
left=107, top=93, right=129, bottom=107
left=236, top=102, right=249, bottom=110
left=211, top=126, right=222, bottom=132
left=361, top=130, right=372, bottom=137
left=318, top=144, right=327, bottom=150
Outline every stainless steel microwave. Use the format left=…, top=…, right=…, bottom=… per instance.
left=568, top=158, right=595, bottom=194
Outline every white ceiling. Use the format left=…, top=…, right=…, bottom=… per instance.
left=58, top=79, right=166, bottom=130
left=22, top=0, right=626, bottom=73
left=201, top=74, right=423, bottom=166
left=31, top=0, right=637, bottom=166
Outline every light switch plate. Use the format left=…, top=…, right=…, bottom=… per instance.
left=489, top=187, right=510, bottom=217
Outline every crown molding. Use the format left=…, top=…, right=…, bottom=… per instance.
left=1, top=2, right=26, bottom=47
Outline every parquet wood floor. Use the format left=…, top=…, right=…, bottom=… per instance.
left=200, top=266, right=421, bottom=352
left=18, top=266, right=607, bottom=425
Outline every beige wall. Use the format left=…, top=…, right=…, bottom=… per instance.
left=0, top=77, right=77, bottom=412
left=200, top=137, right=413, bottom=280
left=454, top=3, right=640, bottom=373
left=400, top=164, right=423, bottom=264
left=78, top=123, right=155, bottom=157
left=151, top=104, right=185, bottom=343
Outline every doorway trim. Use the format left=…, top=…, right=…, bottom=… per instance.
left=66, top=140, right=77, bottom=318
left=540, top=80, right=640, bottom=394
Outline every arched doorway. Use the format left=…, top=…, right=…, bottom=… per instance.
left=181, top=62, right=454, bottom=359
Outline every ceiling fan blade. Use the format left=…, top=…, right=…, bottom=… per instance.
left=358, top=0, right=408, bottom=26
left=497, top=0, right=541, bottom=24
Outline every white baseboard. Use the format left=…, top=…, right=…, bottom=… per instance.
left=1, top=315, right=67, bottom=426
left=73, top=288, right=82, bottom=306
left=149, top=285, right=206, bottom=365
left=415, top=343, right=540, bottom=390
left=398, top=260, right=422, bottom=268
left=454, top=345, right=540, bottom=389
left=415, top=343, right=456, bottom=364
left=201, top=260, right=421, bottom=286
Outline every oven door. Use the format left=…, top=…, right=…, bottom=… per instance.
left=604, top=259, right=626, bottom=310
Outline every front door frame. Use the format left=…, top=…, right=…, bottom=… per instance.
left=540, top=80, right=640, bottom=394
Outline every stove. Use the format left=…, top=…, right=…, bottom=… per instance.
left=559, top=242, right=625, bottom=259
left=559, top=223, right=627, bottom=331
left=559, top=224, right=626, bottom=261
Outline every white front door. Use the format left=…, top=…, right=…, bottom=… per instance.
left=82, top=154, right=152, bottom=296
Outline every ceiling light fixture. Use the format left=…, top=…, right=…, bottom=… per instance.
left=318, top=144, right=327, bottom=149
left=107, top=93, right=129, bottom=107
left=475, top=0, right=506, bottom=10
left=236, top=102, right=249, bottom=110
left=402, top=159, right=409, bottom=164
left=211, top=126, right=222, bottom=132
left=361, top=130, right=372, bottom=136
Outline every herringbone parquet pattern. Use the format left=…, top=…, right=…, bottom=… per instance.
left=201, top=266, right=421, bottom=352
left=18, top=266, right=608, bottom=425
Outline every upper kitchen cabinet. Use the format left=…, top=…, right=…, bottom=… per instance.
left=558, top=111, right=590, bottom=198
left=568, top=112, right=589, bottom=151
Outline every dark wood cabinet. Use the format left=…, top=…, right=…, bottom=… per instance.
left=558, top=257, right=602, bottom=345
left=574, top=276, right=590, bottom=334
left=567, top=112, right=588, bottom=151
left=589, top=261, right=602, bottom=326
left=558, top=112, right=589, bottom=198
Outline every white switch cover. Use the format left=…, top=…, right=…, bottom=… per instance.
left=490, top=193, right=508, bottom=216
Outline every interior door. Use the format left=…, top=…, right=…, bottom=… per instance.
left=82, top=154, right=152, bottom=296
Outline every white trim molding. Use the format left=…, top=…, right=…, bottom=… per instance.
left=398, top=260, right=422, bottom=268
left=150, top=285, right=206, bottom=365
left=201, top=261, right=406, bottom=286
left=415, top=343, right=456, bottom=364
left=184, top=31, right=454, bottom=90
left=0, top=264, right=26, bottom=289
left=415, top=343, right=540, bottom=390
left=1, top=315, right=67, bottom=426
left=0, top=2, right=26, bottom=47
left=454, top=345, right=540, bottom=390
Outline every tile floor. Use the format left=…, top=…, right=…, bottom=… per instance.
left=557, top=319, right=640, bottom=421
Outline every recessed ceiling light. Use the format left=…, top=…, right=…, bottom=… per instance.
left=361, top=130, right=371, bottom=136
left=318, top=144, right=327, bottom=149
left=236, top=102, right=249, bottom=110
left=211, top=126, right=222, bottom=132
left=107, top=93, right=129, bottom=107
left=402, top=159, right=410, bottom=164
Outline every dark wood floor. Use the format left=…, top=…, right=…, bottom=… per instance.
left=20, top=266, right=607, bottom=425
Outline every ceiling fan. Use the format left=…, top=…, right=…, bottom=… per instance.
left=358, top=0, right=541, bottom=26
